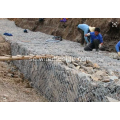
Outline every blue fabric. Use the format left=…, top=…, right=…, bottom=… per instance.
left=115, top=41, right=120, bottom=52
left=24, top=29, right=28, bottom=33
left=90, top=32, right=103, bottom=43
left=4, top=33, right=13, bottom=36
left=77, top=24, right=89, bottom=43
left=60, top=18, right=67, bottom=22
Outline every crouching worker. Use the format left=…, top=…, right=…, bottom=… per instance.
left=84, top=28, right=103, bottom=52
left=115, top=41, right=120, bottom=56
left=77, top=24, right=95, bottom=45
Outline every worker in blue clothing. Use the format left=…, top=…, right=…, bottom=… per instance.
left=84, top=28, right=103, bottom=52
left=77, top=24, right=95, bottom=44
left=115, top=41, right=120, bottom=56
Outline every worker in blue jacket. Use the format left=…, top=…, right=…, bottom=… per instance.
left=115, top=41, right=120, bottom=56
left=84, top=28, right=103, bottom=52
left=77, top=24, right=95, bottom=44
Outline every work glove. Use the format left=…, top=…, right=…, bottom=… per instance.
left=118, top=52, right=120, bottom=56
left=99, top=44, right=102, bottom=48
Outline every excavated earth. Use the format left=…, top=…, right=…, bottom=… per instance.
left=0, top=19, right=120, bottom=102
left=9, top=18, right=120, bottom=52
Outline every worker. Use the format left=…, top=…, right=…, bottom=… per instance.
left=115, top=41, right=120, bottom=56
left=84, top=28, right=103, bottom=52
left=77, top=24, right=95, bottom=45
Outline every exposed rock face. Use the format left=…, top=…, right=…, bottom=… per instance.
left=9, top=18, right=120, bottom=52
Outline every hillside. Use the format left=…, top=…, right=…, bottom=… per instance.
left=9, top=18, right=120, bottom=52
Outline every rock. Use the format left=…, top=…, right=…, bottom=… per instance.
left=81, top=65, right=94, bottom=74
left=109, top=53, right=118, bottom=59
left=80, top=69, right=86, bottom=73
left=102, top=79, right=110, bottom=82
left=85, top=60, right=93, bottom=67
left=110, top=53, right=120, bottom=60
left=62, top=56, right=74, bottom=65
left=67, top=63, right=75, bottom=68
left=75, top=66, right=80, bottom=70
left=115, top=80, right=120, bottom=86
left=93, top=63, right=100, bottom=69
left=114, top=79, right=119, bottom=83
left=91, top=82, right=98, bottom=86
left=86, top=67, right=94, bottom=74
left=72, top=62, right=79, bottom=67
left=83, top=62, right=87, bottom=65
left=7, top=73, right=13, bottom=77
left=102, top=76, right=110, bottom=80
left=95, top=70, right=106, bottom=76
left=91, top=75, right=99, bottom=81
left=74, top=58, right=81, bottom=63
left=91, top=74, right=102, bottom=81
left=107, top=70, right=115, bottom=76
left=91, top=70, right=106, bottom=81
left=106, top=96, right=120, bottom=102
left=62, top=60, right=68, bottom=65
left=86, top=60, right=91, bottom=64
left=109, top=76, right=118, bottom=81
left=78, top=72, right=91, bottom=81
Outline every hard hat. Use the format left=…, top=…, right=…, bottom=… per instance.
left=89, top=26, right=95, bottom=32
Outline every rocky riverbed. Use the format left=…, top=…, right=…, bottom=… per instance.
left=0, top=19, right=120, bottom=102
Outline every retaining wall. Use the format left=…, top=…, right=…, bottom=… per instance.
left=1, top=19, right=120, bottom=102
left=10, top=42, right=112, bottom=102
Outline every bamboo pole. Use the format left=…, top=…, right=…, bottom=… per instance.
left=0, top=55, right=54, bottom=61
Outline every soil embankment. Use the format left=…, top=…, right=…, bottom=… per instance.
left=9, top=18, right=120, bottom=52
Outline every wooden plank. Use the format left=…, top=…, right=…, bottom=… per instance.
left=0, top=55, right=54, bottom=61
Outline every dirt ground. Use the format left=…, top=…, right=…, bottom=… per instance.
left=0, top=35, right=11, bottom=56
left=0, top=62, right=48, bottom=102
left=0, top=35, right=47, bottom=102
